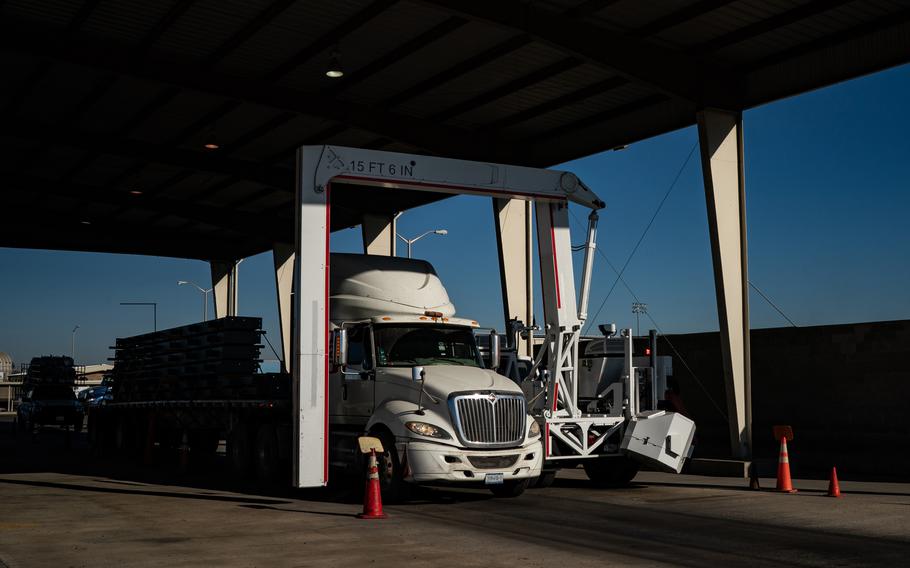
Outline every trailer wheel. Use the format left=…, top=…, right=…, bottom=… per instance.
left=490, top=479, right=529, bottom=498
left=583, top=457, right=640, bottom=487
left=254, top=424, right=281, bottom=486
left=228, top=425, right=254, bottom=479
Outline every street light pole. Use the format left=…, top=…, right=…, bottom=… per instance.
left=120, top=302, right=158, bottom=332
left=178, top=280, right=213, bottom=321
left=71, top=325, right=79, bottom=362
left=632, top=302, right=648, bottom=337
left=396, top=229, right=448, bottom=258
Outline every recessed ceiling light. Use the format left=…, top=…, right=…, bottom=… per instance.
left=203, top=143, right=220, bottom=150
left=129, top=189, right=143, bottom=195
left=80, top=220, right=91, bottom=225
left=326, top=50, right=344, bottom=78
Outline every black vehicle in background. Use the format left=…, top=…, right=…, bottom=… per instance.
left=15, top=356, right=84, bottom=433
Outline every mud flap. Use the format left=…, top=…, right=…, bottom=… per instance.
left=621, top=411, right=695, bottom=473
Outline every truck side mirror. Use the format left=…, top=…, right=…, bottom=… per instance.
left=332, top=329, right=348, bottom=369
left=411, top=366, right=425, bottom=382
left=489, top=330, right=501, bottom=371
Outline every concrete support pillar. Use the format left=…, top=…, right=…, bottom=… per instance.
left=210, top=260, right=239, bottom=319
left=696, top=108, right=752, bottom=459
left=361, top=213, right=397, bottom=256
left=273, top=243, right=295, bottom=374
left=492, top=198, right=533, bottom=356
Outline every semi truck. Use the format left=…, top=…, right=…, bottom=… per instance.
left=91, top=145, right=695, bottom=496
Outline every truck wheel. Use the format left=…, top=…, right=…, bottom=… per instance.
left=228, top=425, right=254, bottom=479
left=375, top=431, right=408, bottom=502
left=532, top=470, right=557, bottom=489
left=583, top=457, right=640, bottom=487
left=490, top=479, right=529, bottom=498
left=254, top=424, right=281, bottom=487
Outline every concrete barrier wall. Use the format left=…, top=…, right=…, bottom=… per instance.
left=660, top=320, right=910, bottom=481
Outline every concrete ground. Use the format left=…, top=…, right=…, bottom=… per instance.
left=1, top=419, right=908, bottom=567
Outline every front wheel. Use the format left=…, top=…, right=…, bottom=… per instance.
left=375, top=431, right=409, bottom=502
left=489, top=478, right=529, bottom=498
left=583, top=457, right=640, bottom=487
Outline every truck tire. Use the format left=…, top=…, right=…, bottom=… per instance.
left=532, top=470, right=557, bottom=489
left=254, top=424, right=281, bottom=487
left=228, top=425, right=254, bottom=479
left=583, top=457, right=640, bottom=487
left=490, top=478, right=529, bottom=498
left=375, top=431, right=409, bottom=502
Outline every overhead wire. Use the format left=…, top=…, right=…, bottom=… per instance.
left=582, top=141, right=699, bottom=335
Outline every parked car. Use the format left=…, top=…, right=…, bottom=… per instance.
left=17, top=384, right=84, bottom=433
left=78, top=385, right=112, bottom=408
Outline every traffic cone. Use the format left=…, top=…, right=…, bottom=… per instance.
left=775, top=437, right=797, bottom=493
left=358, top=449, right=387, bottom=519
left=827, top=467, right=842, bottom=498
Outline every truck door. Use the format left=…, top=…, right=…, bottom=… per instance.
left=333, top=324, right=375, bottom=421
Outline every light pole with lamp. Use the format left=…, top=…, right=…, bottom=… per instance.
left=396, top=229, right=448, bottom=258
left=178, top=280, right=212, bottom=321
left=71, top=325, right=79, bottom=362
left=632, top=302, right=648, bottom=337
left=120, top=302, right=157, bottom=332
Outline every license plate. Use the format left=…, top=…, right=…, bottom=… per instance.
left=484, top=473, right=504, bottom=485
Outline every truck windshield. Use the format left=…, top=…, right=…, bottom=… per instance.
left=374, top=325, right=483, bottom=368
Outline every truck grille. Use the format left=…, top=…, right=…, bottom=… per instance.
left=467, top=455, right=519, bottom=469
left=450, top=393, right=526, bottom=448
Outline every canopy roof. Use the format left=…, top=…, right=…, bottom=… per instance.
left=2, top=0, right=908, bottom=259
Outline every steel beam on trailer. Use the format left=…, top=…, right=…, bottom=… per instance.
left=492, top=198, right=533, bottom=356
left=697, top=108, right=751, bottom=459
left=292, top=145, right=603, bottom=487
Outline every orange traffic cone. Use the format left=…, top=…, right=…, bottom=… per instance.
left=827, top=467, right=842, bottom=498
left=775, top=437, right=797, bottom=493
left=358, top=449, right=387, bottom=519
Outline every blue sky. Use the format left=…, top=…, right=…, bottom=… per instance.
left=2, top=64, right=909, bottom=366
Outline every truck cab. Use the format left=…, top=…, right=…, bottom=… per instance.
left=326, top=254, right=542, bottom=497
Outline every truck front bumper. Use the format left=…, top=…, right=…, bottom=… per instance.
left=403, top=439, right=543, bottom=485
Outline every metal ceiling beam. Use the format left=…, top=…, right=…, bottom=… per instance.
left=0, top=17, right=501, bottom=160
left=635, top=0, right=738, bottom=36
left=6, top=175, right=291, bottom=241
left=430, top=57, right=584, bottom=122
left=417, top=0, right=735, bottom=106
left=3, top=117, right=292, bottom=189
left=695, top=0, right=856, bottom=53
left=264, top=0, right=397, bottom=82
left=330, top=16, right=468, bottom=94
left=483, top=76, right=628, bottom=131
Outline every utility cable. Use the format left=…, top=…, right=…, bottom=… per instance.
left=583, top=141, right=699, bottom=335
left=749, top=280, right=798, bottom=328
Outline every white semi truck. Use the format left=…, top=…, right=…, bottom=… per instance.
left=327, top=253, right=542, bottom=497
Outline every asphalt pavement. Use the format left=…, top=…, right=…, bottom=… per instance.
left=1, top=417, right=908, bottom=567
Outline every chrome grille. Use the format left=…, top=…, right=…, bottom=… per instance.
left=450, top=393, right=526, bottom=448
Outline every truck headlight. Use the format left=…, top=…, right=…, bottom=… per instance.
left=405, top=421, right=452, bottom=440
left=528, top=420, right=541, bottom=437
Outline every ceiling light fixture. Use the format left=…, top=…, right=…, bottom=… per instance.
left=203, top=142, right=220, bottom=150
left=326, top=49, right=344, bottom=78
left=129, top=189, right=143, bottom=195
left=80, top=220, right=91, bottom=225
